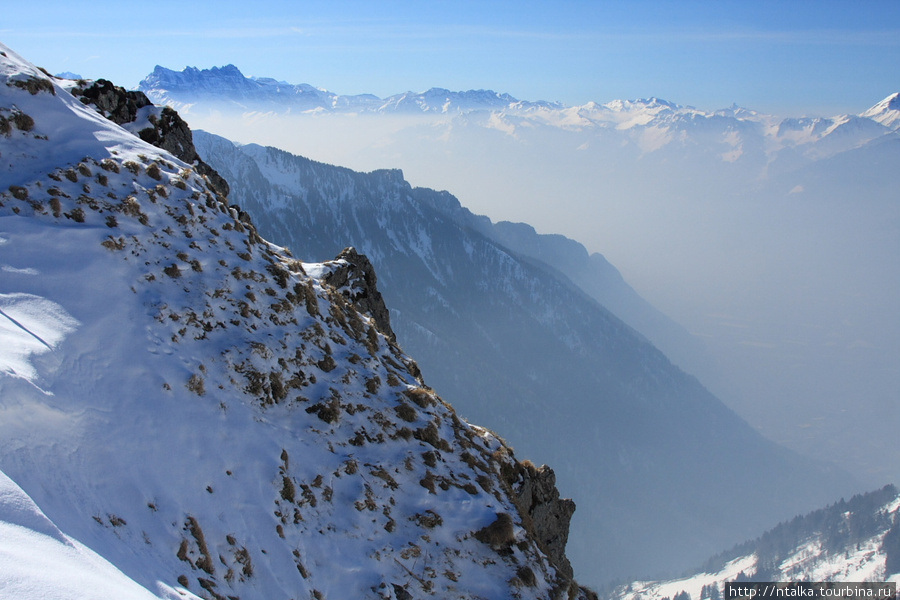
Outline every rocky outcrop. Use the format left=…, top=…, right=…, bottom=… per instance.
left=321, top=247, right=396, bottom=341
left=73, top=78, right=153, bottom=125
left=489, top=447, right=595, bottom=598
left=73, top=79, right=230, bottom=199
left=134, top=105, right=230, bottom=199
left=514, top=463, right=578, bottom=581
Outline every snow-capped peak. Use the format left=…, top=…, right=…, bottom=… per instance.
left=376, top=87, right=524, bottom=113
left=602, top=96, right=679, bottom=113
left=140, top=64, right=381, bottom=113
left=860, top=92, right=900, bottom=130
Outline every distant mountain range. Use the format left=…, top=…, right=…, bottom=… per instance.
left=140, top=64, right=561, bottom=114
left=138, top=64, right=900, bottom=222
left=139, top=64, right=900, bottom=158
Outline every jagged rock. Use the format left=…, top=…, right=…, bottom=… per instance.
left=73, top=78, right=153, bottom=125
left=136, top=105, right=231, bottom=199
left=74, top=79, right=230, bottom=199
left=513, top=463, right=577, bottom=580
left=321, top=247, right=396, bottom=341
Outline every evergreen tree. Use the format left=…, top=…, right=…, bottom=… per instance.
left=883, top=520, right=900, bottom=575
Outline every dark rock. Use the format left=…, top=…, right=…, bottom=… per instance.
left=473, top=512, right=516, bottom=549
left=321, top=247, right=395, bottom=341
left=74, top=79, right=229, bottom=199
left=74, top=79, right=152, bottom=124
left=138, top=106, right=230, bottom=199
left=392, top=583, right=412, bottom=600
left=513, top=463, right=577, bottom=580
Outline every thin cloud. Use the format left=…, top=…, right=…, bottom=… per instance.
left=15, top=18, right=900, bottom=48
left=14, top=26, right=306, bottom=40
left=652, top=28, right=900, bottom=46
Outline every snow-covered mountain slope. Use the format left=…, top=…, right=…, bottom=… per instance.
left=191, top=130, right=856, bottom=589
left=609, top=485, right=900, bottom=600
left=861, top=93, right=900, bottom=130
left=0, top=42, right=595, bottom=600
left=0, top=469, right=178, bottom=600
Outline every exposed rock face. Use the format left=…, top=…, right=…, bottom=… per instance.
left=321, top=247, right=396, bottom=341
left=514, top=463, right=578, bottom=581
left=136, top=105, right=231, bottom=199
left=73, top=79, right=230, bottom=199
left=73, top=78, right=153, bottom=125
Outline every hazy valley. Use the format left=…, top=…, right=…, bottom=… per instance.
left=141, top=64, right=900, bottom=488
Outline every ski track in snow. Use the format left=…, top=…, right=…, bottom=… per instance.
left=0, top=293, right=79, bottom=381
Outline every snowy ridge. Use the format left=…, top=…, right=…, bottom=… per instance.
left=609, top=486, right=900, bottom=600
left=377, top=88, right=555, bottom=114
left=0, top=42, right=592, bottom=600
left=1, top=47, right=163, bottom=181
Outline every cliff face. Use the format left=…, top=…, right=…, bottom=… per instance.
left=318, top=247, right=397, bottom=342
left=513, top=464, right=578, bottom=581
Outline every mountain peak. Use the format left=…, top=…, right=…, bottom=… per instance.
left=860, top=91, right=900, bottom=129
left=873, top=91, right=900, bottom=109
left=142, top=63, right=256, bottom=96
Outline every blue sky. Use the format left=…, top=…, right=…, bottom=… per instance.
left=3, top=0, right=899, bottom=116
